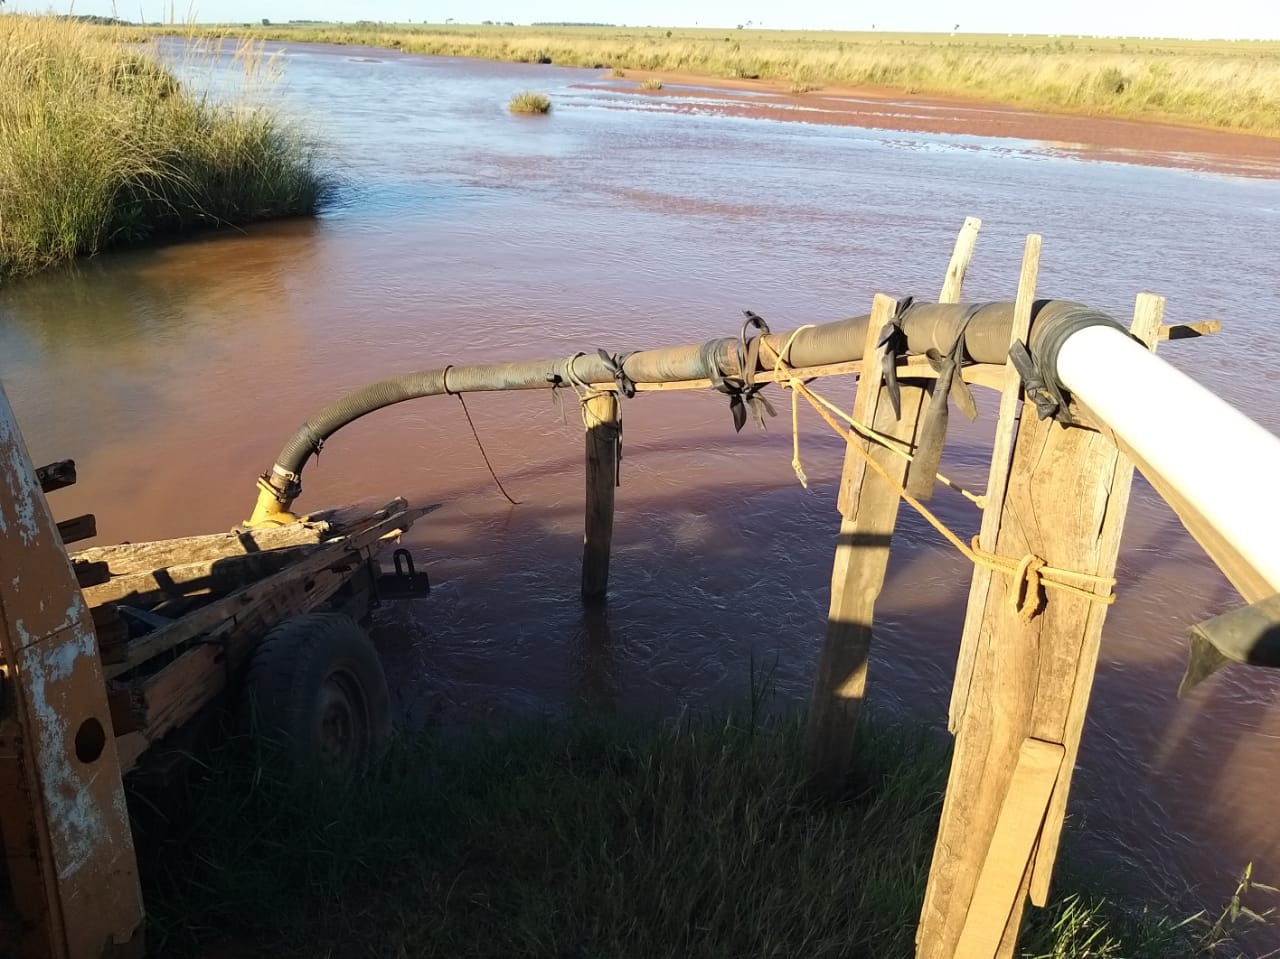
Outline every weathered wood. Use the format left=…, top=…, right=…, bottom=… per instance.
left=949, top=234, right=1042, bottom=732
left=940, top=216, right=982, bottom=301
left=55, top=513, right=96, bottom=545
left=105, top=506, right=427, bottom=680
left=1026, top=292, right=1166, bottom=907
left=803, top=295, right=929, bottom=792
left=916, top=287, right=1154, bottom=959
left=955, top=739, right=1064, bottom=957
left=82, top=543, right=322, bottom=609
left=805, top=219, right=981, bottom=793
left=35, top=459, right=76, bottom=493
left=72, top=519, right=332, bottom=576
left=108, top=557, right=359, bottom=743
left=90, top=604, right=129, bottom=657
left=1159, top=319, right=1220, bottom=340
left=581, top=392, right=620, bottom=602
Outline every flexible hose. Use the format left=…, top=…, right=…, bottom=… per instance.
left=264, top=299, right=1122, bottom=499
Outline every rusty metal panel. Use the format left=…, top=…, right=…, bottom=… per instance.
left=0, top=382, right=144, bottom=959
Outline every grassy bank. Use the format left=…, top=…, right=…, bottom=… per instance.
left=0, top=16, right=329, bottom=279
left=142, top=710, right=1260, bottom=958
left=151, top=23, right=1280, bottom=136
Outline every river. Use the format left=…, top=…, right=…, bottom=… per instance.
left=2, top=40, right=1279, bottom=941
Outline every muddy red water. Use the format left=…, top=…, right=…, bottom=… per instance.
left=3, top=41, right=1280, bottom=940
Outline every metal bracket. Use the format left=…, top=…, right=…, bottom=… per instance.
left=375, top=548, right=432, bottom=600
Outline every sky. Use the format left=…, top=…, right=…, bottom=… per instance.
left=7, top=0, right=1279, bottom=39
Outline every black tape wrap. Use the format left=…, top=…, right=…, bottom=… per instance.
left=1015, top=302, right=1130, bottom=424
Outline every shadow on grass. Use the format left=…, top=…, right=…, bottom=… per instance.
left=139, top=703, right=1228, bottom=959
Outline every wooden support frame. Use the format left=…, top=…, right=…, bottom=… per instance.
left=803, top=217, right=981, bottom=792
left=916, top=286, right=1165, bottom=959
left=581, top=391, right=620, bottom=602
left=0, top=383, right=145, bottom=959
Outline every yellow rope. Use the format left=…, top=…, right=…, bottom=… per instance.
left=763, top=339, right=1115, bottom=620
left=758, top=338, right=985, bottom=508
left=771, top=325, right=816, bottom=487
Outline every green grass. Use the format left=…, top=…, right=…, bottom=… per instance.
left=141, top=22, right=1280, bottom=135
left=140, top=707, right=1262, bottom=958
left=0, top=16, right=331, bottom=279
left=508, top=89, right=552, bottom=113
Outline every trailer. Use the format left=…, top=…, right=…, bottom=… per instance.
left=0, top=381, right=431, bottom=958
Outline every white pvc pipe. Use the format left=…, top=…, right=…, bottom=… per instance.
left=1055, top=324, right=1280, bottom=594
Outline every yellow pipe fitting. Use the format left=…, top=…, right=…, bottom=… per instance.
left=244, top=477, right=300, bottom=529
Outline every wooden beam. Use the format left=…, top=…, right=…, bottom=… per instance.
left=581, top=392, right=620, bottom=602
left=35, top=459, right=76, bottom=493
left=916, top=286, right=1158, bottom=959
left=954, top=739, right=1064, bottom=957
left=55, top=513, right=96, bottom=546
left=1158, top=319, right=1220, bottom=341
left=73, top=519, right=333, bottom=576
left=1026, top=292, right=1166, bottom=907
left=105, top=505, right=429, bottom=679
left=108, top=558, right=359, bottom=743
left=804, top=218, right=981, bottom=794
left=81, top=543, right=322, bottom=609
left=802, top=297, right=928, bottom=793
left=949, top=233, right=1041, bottom=732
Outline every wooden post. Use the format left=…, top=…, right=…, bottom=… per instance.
left=948, top=234, right=1042, bottom=732
left=803, top=217, right=981, bottom=793
left=915, top=288, right=1165, bottom=959
left=581, top=392, right=620, bottom=602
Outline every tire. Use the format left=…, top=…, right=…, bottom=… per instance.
left=242, top=612, right=391, bottom=786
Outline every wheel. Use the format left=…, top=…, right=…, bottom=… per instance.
left=242, top=612, right=391, bottom=786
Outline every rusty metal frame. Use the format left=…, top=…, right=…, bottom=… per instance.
left=0, top=382, right=144, bottom=959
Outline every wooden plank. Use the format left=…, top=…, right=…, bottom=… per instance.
left=1158, top=319, right=1220, bottom=341
left=109, top=559, right=358, bottom=742
left=105, top=506, right=429, bottom=679
left=955, top=739, right=1064, bottom=958
left=581, top=392, right=620, bottom=602
left=803, top=294, right=928, bottom=792
left=1026, top=292, right=1166, bottom=906
left=940, top=216, right=982, bottom=302
left=35, top=459, right=76, bottom=493
left=916, top=290, right=1149, bottom=958
left=90, top=604, right=129, bottom=658
left=805, top=220, right=982, bottom=793
left=949, top=234, right=1041, bottom=732
left=55, top=513, right=96, bottom=545
left=82, top=543, right=322, bottom=608
left=72, top=519, right=332, bottom=576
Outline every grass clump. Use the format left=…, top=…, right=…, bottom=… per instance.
left=610, top=66, right=626, bottom=77
left=508, top=89, right=551, bottom=113
left=0, top=15, right=330, bottom=279
left=141, top=709, right=1245, bottom=958
left=641, top=77, right=664, bottom=90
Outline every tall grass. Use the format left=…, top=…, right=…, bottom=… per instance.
left=0, top=16, right=330, bottom=279
left=141, top=709, right=1261, bottom=958
left=153, top=22, right=1280, bottom=135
